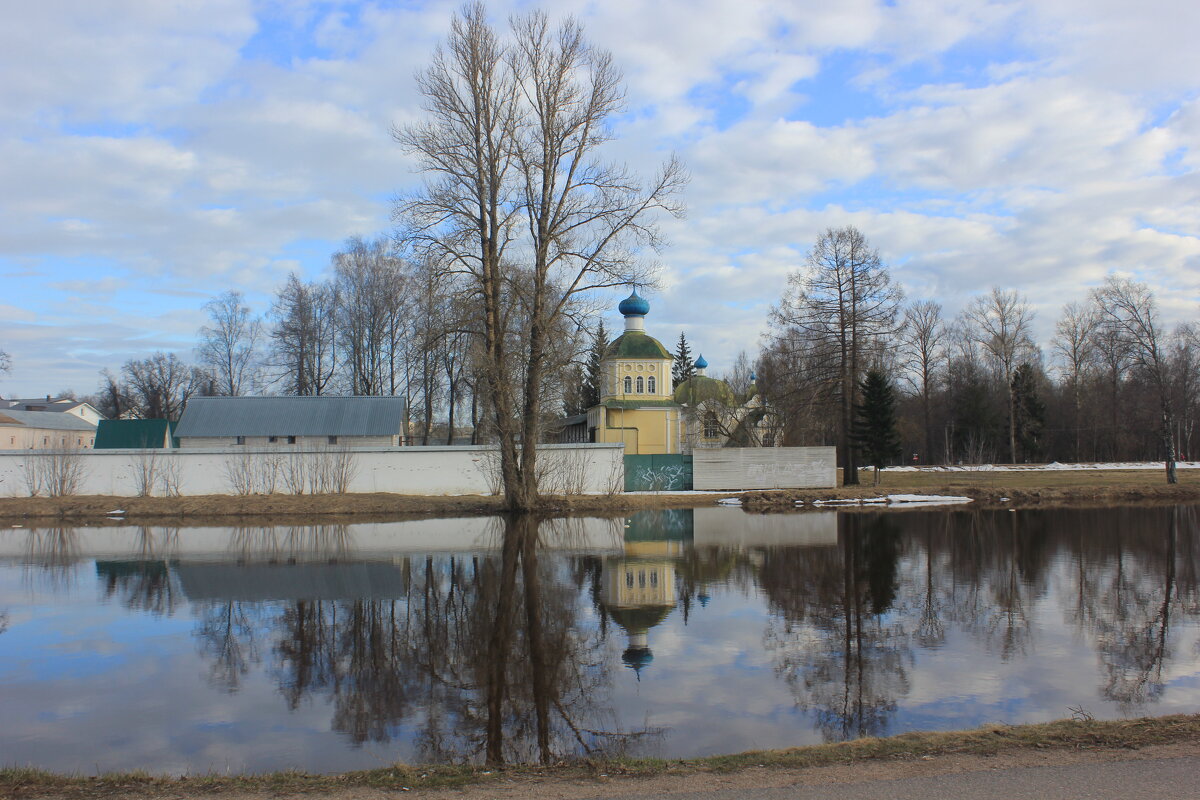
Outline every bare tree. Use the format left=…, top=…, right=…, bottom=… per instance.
left=198, top=290, right=262, bottom=396
left=334, top=236, right=407, bottom=396
left=1092, top=276, right=1178, bottom=483
left=770, top=226, right=902, bottom=485
left=90, top=369, right=135, bottom=419
left=395, top=4, right=684, bottom=510
left=0, top=348, right=10, bottom=376
left=122, top=352, right=206, bottom=420
left=900, top=300, right=946, bottom=463
left=269, top=273, right=339, bottom=396
left=962, top=287, right=1035, bottom=464
left=1053, top=301, right=1099, bottom=461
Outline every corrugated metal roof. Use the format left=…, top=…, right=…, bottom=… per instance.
left=0, top=409, right=97, bottom=431
left=174, top=396, right=406, bottom=438
left=94, top=419, right=175, bottom=449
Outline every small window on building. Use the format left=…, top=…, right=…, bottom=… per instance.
left=235, top=436, right=245, bottom=445
left=638, top=570, right=646, bottom=588
left=43, top=437, right=48, bottom=446
left=763, top=433, right=775, bottom=447
left=649, top=571, right=658, bottom=588
left=287, top=435, right=296, bottom=444
left=626, top=570, right=634, bottom=588
left=703, top=412, right=719, bottom=439
left=268, top=436, right=278, bottom=443
left=636, top=376, right=644, bottom=393
left=328, top=435, right=338, bottom=445
left=647, top=376, right=656, bottom=394
left=624, top=376, right=632, bottom=393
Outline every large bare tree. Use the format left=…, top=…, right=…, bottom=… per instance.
left=333, top=236, right=407, bottom=397
left=1052, top=301, right=1099, bottom=461
left=962, top=287, right=1035, bottom=464
left=1092, top=276, right=1178, bottom=483
left=395, top=4, right=684, bottom=510
left=122, top=352, right=206, bottom=420
left=269, top=273, right=339, bottom=396
left=198, top=290, right=262, bottom=396
left=770, top=226, right=902, bottom=485
left=900, top=299, right=946, bottom=463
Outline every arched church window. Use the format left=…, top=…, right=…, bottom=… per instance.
left=647, top=376, right=656, bottom=394
left=704, top=411, right=720, bottom=439
left=636, top=376, right=644, bottom=393
left=624, top=376, right=632, bottom=393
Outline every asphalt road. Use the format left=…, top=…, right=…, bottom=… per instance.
left=581, top=755, right=1200, bottom=800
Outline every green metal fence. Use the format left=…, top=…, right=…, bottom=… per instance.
left=623, top=454, right=693, bottom=491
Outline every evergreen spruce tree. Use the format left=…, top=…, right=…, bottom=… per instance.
left=582, top=321, right=608, bottom=409
left=1011, top=362, right=1045, bottom=463
left=672, top=332, right=695, bottom=388
left=852, top=368, right=901, bottom=485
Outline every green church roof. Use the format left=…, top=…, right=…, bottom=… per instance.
left=672, top=375, right=736, bottom=406
left=604, top=332, right=672, bottom=360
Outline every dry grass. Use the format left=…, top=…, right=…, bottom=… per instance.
left=4, top=714, right=1199, bottom=798
left=0, top=467, right=1196, bottom=526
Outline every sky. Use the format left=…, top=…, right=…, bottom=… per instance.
left=2, top=0, right=1198, bottom=398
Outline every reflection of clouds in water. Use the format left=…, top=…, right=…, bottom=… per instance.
left=4, top=507, right=1200, bottom=771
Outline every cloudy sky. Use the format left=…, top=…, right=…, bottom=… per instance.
left=2, top=0, right=1198, bottom=397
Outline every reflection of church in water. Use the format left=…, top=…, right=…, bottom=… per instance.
left=598, top=509, right=691, bottom=675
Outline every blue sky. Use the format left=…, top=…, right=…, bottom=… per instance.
left=2, top=0, right=1198, bottom=396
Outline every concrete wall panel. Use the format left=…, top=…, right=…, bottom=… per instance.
left=692, top=446, right=836, bottom=490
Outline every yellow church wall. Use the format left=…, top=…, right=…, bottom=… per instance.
left=595, top=406, right=680, bottom=454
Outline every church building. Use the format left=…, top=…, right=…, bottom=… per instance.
left=570, top=291, right=778, bottom=455
left=585, top=292, right=682, bottom=454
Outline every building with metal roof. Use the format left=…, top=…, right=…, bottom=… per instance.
left=0, top=408, right=99, bottom=450
left=173, top=396, right=406, bottom=448
left=2, top=396, right=105, bottom=426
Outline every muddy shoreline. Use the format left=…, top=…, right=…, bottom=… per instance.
left=1, top=469, right=1198, bottom=526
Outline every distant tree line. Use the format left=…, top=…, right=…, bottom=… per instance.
left=758, top=226, right=1199, bottom=483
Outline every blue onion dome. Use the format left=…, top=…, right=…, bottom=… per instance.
left=618, top=291, right=650, bottom=317
left=749, top=370, right=757, bottom=382
left=694, top=354, right=708, bottom=369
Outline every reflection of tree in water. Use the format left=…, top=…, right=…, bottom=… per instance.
left=196, top=601, right=262, bottom=692
left=229, top=524, right=353, bottom=562
left=97, top=527, right=182, bottom=615
left=761, top=514, right=911, bottom=742
left=260, top=515, right=637, bottom=764
left=21, top=527, right=82, bottom=586
left=1064, top=506, right=1198, bottom=709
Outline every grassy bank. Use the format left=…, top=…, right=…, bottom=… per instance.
left=4, top=714, right=1199, bottom=798
left=1, top=468, right=1198, bottom=525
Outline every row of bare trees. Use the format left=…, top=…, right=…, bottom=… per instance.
left=760, top=226, right=1198, bottom=483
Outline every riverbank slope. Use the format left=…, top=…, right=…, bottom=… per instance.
left=4, top=714, right=1199, bottom=799
left=1, top=467, right=1198, bottom=525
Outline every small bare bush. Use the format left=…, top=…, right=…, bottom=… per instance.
left=537, top=447, right=590, bottom=496
left=223, top=451, right=257, bottom=496
left=23, top=448, right=89, bottom=497
left=132, top=451, right=160, bottom=497
left=158, top=458, right=182, bottom=497
left=282, top=451, right=308, bottom=494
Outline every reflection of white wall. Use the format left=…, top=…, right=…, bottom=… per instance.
left=692, top=508, right=837, bottom=547
left=0, top=517, right=627, bottom=561
left=692, top=446, right=836, bottom=490
left=0, top=444, right=624, bottom=497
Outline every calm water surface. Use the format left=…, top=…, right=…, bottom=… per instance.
left=1, top=506, right=1198, bottom=773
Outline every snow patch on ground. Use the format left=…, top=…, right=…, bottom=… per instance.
left=884, top=461, right=1198, bottom=473
left=807, top=494, right=973, bottom=508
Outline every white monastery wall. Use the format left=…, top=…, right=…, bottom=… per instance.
left=0, top=444, right=624, bottom=498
